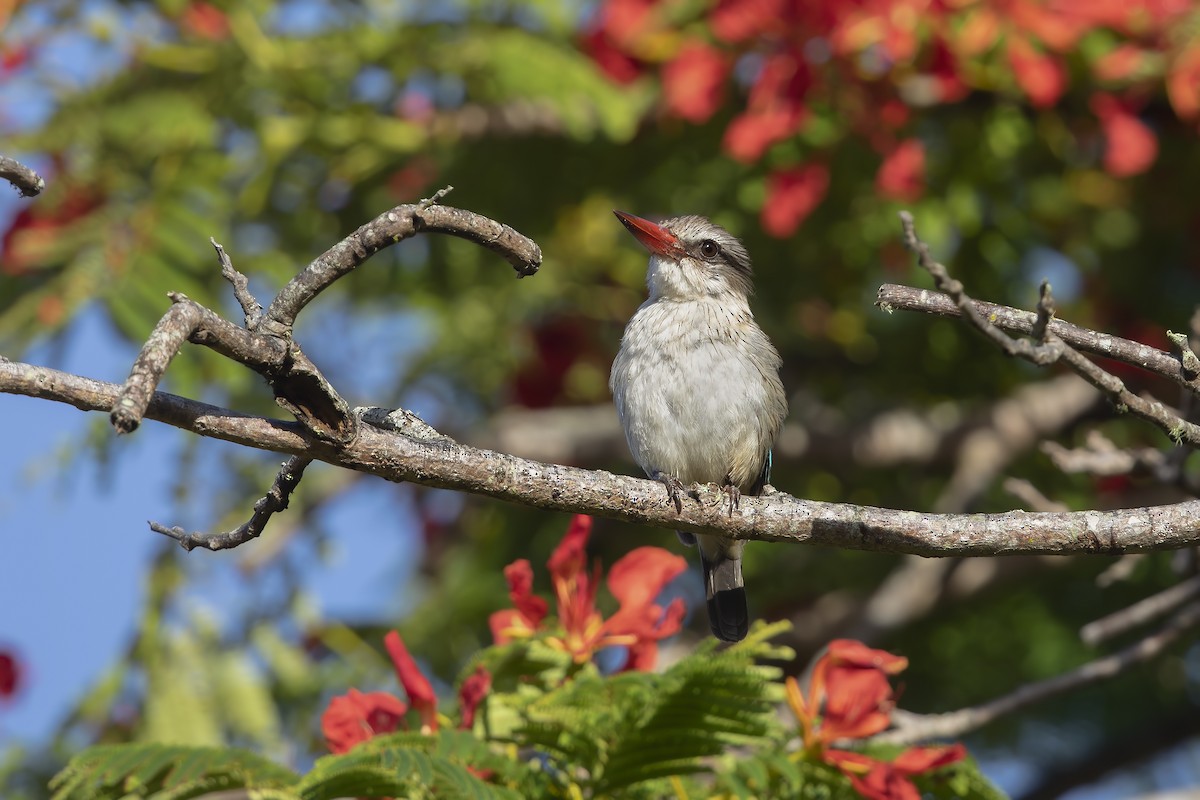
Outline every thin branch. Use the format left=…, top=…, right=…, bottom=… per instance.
left=0, top=155, right=45, bottom=197
left=264, top=196, right=542, bottom=330
left=1080, top=574, right=1200, bottom=645
left=8, top=358, right=1200, bottom=556
left=1042, top=432, right=1168, bottom=477
left=876, top=282, right=1200, bottom=394
left=150, top=456, right=313, bottom=551
left=896, top=211, right=1064, bottom=366
left=1003, top=477, right=1069, bottom=513
left=112, top=201, right=540, bottom=444
left=887, top=215, right=1200, bottom=447
left=212, top=238, right=262, bottom=327
left=109, top=294, right=292, bottom=435
left=877, top=601, right=1200, bottom=745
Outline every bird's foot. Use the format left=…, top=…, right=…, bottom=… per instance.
left=652, top=471, right=685, bottom=514
left=721, top=483, right=741, bottom=518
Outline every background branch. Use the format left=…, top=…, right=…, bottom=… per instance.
left=877, top=601, right=1200, bottom=746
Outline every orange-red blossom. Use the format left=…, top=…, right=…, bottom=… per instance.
left=489, top=514, right=687, bottom=672
left=321, top=630, right=491, bottom=754
left=787, top=639, right=966, bottom=800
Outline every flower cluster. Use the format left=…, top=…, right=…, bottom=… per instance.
left=583, top=0, right=1198, bottom=234
left=787, top=639, right=965, bottom=800
left=490, top=514, right=687, bottom=672
left=321, top=630, right=491, bottom=754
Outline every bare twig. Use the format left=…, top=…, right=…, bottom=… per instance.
left=10, top=358, right=1200, bottom=556
left=897, top=211, right=1064, bottom=366
left=0, top=155, right=45, bottom=197
left=1166, top=331, right=1200, bottom=380
left=151, top=456, right=313, bottom=551
left=1096, top=554, right=1146, bottom=587
left=264, top=197, right=541, bottom=330
left=1080, top=574, right=1200, bottom=645
left=1042, top=432, right=1168, bottom=477
left=111, top=201, right=540, bottom=446
left=212, top=238, right=262, bottom=327
left=877, top=282, right=1200, bottom=395
left=877, top=601, right=1200, bottom=745
left=889, top=215, right=1200, bottom=447
left=1004, top=477, right=1069, bottom=512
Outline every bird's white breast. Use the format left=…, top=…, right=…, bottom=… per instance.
left=610, top=295, right=785, bottom=491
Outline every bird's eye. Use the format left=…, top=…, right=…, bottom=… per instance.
left=699, top=240, right=720, bottom=259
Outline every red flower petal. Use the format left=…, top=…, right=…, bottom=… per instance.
left=489, top=608, right=535, bottom=644
left=825, top=639, right=909, bottom=673
left=548, top=515, right=592, bottom=578
left=607, top=546, right=688, bottom=609
left=321, top=688, right=407, bottom=754
left=1007, top=36, right=1066, bottom=108
left=761, top=164, right=829, bottom=237
left=1091, top=93, right=1158, bottom=177
left=891, top=743, right=968, bottom=774
left=384, top=631, right=437, bottom=730
left=1167, top=44, right=1200, bottom=120
left=723, top=108, right=805, bottom=162
left=850, top=762, right=922, bottom=800
left=458, top=666, right=492, bottom=730
left=876, top=139, right=925, bottom=202
left=620, top=597, right=686, bottom=671
left=504, top=559, right=549, bottom=627
left=663, top=42, right=729, bottom=123
left=1093, top=44, right=1145, bottom=82
left=0, top=650, right=19, bottom=699
left=710, top=0, right=785, bottom=43
left=181, top=2, right=230, bottom=40
left=581, top=28, right=645, bottom=85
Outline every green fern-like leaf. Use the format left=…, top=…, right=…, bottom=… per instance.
left=300, top=731, right=530, bottom=800
left=49, top=743, right=298, bottom=800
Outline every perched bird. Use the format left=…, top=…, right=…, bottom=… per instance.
left=609, top=211, right=787, bottom=642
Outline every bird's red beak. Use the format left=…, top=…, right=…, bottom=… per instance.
left=614, top=211, right=683, bottom=258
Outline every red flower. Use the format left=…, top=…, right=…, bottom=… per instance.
left=1091, top=94, right=1157, bottom=177
left=761, top=163, right=830, bottom=238
left=721, top=47, right=810, bottom=162
left=321, top=630, right=451, bottom=751
left=321, top=689, right=408, bottom=754
left=826, top=745, right=968, bottom=800
left=1167, top=43, right=1200, bottom=120
left=385, top=630, right=437, bottom=732
left=876, top=139, right=925, bottom=202
left=1007, top=36, right=1067, bottom=108
left=180, top=2, right=230, bottom=40
left=458, top=666, right=492, bottom=730
left=489, top=515, right=687, bottom=671
left=710, top=0, right=786, bottom=43
left=663, top=42, right=729, bottom=123
left=0, top=650, right=20, bottom=700
left=786, top=640, right=966, bottom=799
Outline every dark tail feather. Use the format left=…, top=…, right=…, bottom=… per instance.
left=701, top=551, right=748, bottom=642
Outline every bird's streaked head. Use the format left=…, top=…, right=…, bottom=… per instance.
left=614, top=211, right=753, bottom=300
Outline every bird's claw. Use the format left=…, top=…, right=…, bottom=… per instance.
left=653, top=471, right=685, bottom=514
left=722, top=483, right=740, bottom=518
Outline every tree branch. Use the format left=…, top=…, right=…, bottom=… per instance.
left=0, top=155, right=45, bottom=197
left=7, top=358, right=1200, bottom=556
left=884, top=216, right=1200, bottom=447
left=876, top=282, right=1200, bottom=395
left=877, top=601, right=1200, bottom=745
left=263, top=188, right=541, bottom=330
left=150, top=456, right=312, bottom=551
